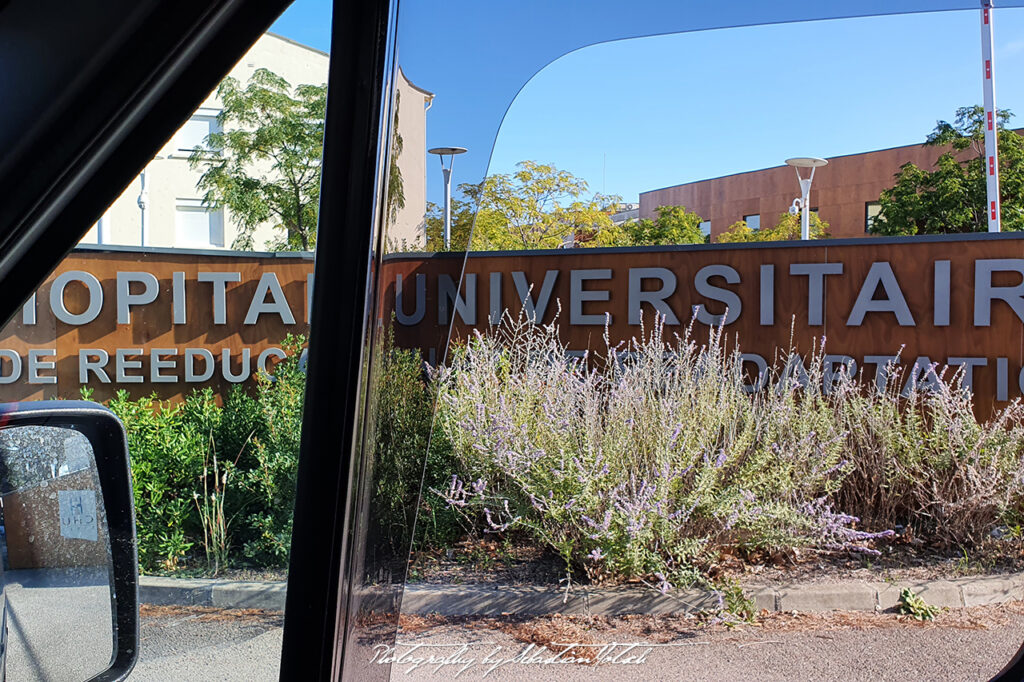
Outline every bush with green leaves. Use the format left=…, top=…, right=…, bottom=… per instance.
left=234, top=334, right=307, bottom=565
left=106, top=390, right=207, bottom=572
left=834, top=360, right=1024, bottom=547
left=105, top=316, right=1024, bottom=586
left=431, top=319, right=864, bottom=589
left=369, top=337, right=434, bottom=554
left=368, top=329, right=464, bottom=559
left=104, top=335, right=307, bottom=573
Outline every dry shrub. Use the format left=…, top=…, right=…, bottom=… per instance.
left=834, top=361, right=1024, bottom=546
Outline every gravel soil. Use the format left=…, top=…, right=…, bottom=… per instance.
left=409, top=539, right=567, bottom=586
left=716, top=540, right=1024, bottom=587
left=140, top=567, right=289, bottom=582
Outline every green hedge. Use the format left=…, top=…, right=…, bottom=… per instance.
left=100, top=332, right=450, bottom=576
left=102, top=335, right=306, bottom=574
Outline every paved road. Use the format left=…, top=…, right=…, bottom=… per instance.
left=4, top=568, right=115, bottom=681
left=131, top=607, right=283, bottom=681
left=387, top=617, right=1024, bottom=681
left=128, top=605, right=1024, bottom=681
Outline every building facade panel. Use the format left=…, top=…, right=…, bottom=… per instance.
left=388, top=68, right=434, bottom=248
left=639, top=139, right=984, bottom=240
left=79, top=34, right=432, bottom=252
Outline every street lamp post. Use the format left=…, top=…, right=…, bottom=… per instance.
left=428, top=146, right=467, bottom=250
left=785, top=157, right=828, bottom=240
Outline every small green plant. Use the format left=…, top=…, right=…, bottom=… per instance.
left=897, top=588, right=941, bottom=621
left=498, top=536, right=517, bottom=566
left=456, top=544, right=497, bottom=571
left=955, top=547, right=972, bottom=575
left=717, top=579, right=757, bottom=623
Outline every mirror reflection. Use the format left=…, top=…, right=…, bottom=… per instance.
left=0, top=426, right=114, bottom=682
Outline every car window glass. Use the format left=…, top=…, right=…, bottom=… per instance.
left=356, top=2, right=1024, bottom=679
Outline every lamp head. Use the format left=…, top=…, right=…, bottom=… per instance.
left=428, top=147, right=468, bottom=156
left=785, top=157, right=828, bottom=168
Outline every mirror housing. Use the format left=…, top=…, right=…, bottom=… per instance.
left=0, top=401, right=138, bottom=681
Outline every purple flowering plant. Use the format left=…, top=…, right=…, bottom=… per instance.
left=427, top=312, right=1024, bottom=592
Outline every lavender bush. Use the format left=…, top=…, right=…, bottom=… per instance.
left=429, top=314, right=1024, bottom=589
left=431, top=316, right=885, bottom=588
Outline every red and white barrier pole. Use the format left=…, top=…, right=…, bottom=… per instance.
left=982, top=0, right=1002, bottom=232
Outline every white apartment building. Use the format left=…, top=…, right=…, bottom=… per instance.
left=81, top=33, right=431, bottom=251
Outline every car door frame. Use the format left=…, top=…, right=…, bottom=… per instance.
left=2, top=0, right=397, bottom=677
left=279, top=0, right=396, bottom=678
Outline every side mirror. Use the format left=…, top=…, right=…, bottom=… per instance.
left=0, top=401, right=138, bottom=681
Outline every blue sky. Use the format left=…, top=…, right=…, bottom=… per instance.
left=273, top=1, right=1024, bottom=205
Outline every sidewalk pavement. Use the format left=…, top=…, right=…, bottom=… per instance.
left=140, top=571, right=1024, bottom=615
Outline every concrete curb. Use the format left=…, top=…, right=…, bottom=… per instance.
left=140, top=573, right=1024, bottom=616
left=400, top=573, right=1024, bottom=616
left=140, top=576, right=287, bottom=611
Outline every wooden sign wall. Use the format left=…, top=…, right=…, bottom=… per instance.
left=6, top=236, right=1024, bottom=417
left=0, top=249, right=313, bottom=403
left=379, top=234, right=1024, bottom=417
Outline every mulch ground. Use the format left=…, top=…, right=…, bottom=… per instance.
left=395, top=600, right=1024, bottom=652
left=140, top=604, right=283, bottom=626
left=408, top=535, right=1024, bottom=589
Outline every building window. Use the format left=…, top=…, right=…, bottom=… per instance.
left=175, top=199, right=224, bottom=248
left=744, top=214, right=760, bottom=231
left=865, top=201, right=882, bottom=232
left=175, top=110, right=221, bottom=153
left=698, top=220, right=711, bottom=237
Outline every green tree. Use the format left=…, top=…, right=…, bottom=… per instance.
left=870, top=106, right=1024, bottom=235
left=428, top=161, right=624, bottom=251
left=619, top=205, right=707, bottom=245
left=387, top=91, right=405, bottom=226
left=716, top=211, right=829, bottom=243
left=424, top=181, right=484, bottom=252
left=189, top=68, right=326, bottom=251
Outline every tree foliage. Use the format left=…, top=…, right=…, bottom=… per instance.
left=426, top=161, right=623, bottom=251
left=387, top=91, right=406, bottom=226
left=717, top=211, right=829, bottom=243
left=424, top=181, right=482, bottom=252
left=619, top=205, right=707, bottom=246
left=189, top=68, right=326, bottom=251
left=870, top=106, right=1024, bottom=235
left=422, top=162, right=732, bottom=251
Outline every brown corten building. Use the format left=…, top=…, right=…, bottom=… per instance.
left=639, top=138, right=978, bottom=241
